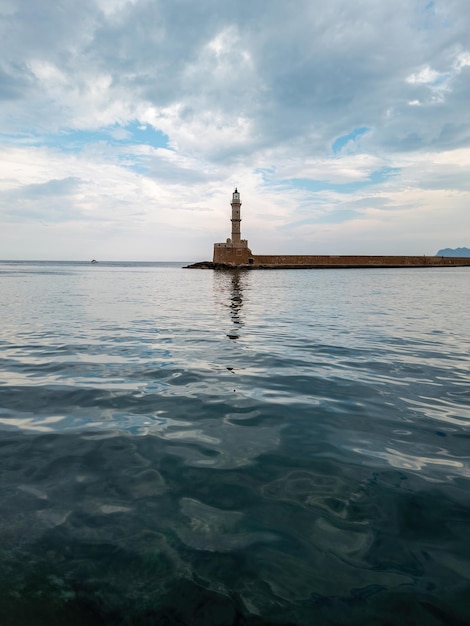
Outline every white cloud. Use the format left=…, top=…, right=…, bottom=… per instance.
left=454, top=50, right=470, bottom=71
left=404, top=49, right=470, bottom=106
left=406, top=66, right=442, bottom=85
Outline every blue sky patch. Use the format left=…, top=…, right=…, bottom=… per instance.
left=286, top=167, right=398, bottom=194
left=24, top=122, right=170, bottom=154
left=332, top=127, right=370, bottom=154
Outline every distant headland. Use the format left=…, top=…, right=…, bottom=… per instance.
left=186, top=189, right=470, bottom=270
left=436, top=247, right=470, bottom=257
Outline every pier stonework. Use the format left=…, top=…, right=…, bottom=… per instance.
left=247, top=255, right=470, bottom=268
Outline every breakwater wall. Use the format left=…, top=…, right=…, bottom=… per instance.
left=186, top=255, right=470, bottom=269
left=250, top=255, right=470, bottom=268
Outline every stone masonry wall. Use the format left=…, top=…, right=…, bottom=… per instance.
left=251, top=255, right=470, bottom=267
left=211, top=247, right=470, bottom=268
left=213, top=243, right=252, bottom=264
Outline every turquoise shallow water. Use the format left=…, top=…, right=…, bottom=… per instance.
left=0, top=261, right=469, bottom=625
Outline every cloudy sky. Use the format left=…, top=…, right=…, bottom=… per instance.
left=1, top=0, right=469, bottom=260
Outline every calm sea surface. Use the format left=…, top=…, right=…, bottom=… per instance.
left=0, top=261, right=469, bottom=625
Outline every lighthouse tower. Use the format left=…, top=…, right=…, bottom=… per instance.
left=213, top=188, right=252, bottom=265
left=231, top=188, right=241, bottom=244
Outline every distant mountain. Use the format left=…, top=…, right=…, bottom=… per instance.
left=436, top=247, right=470, bottom=257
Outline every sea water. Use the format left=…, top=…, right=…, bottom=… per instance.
left=0, top=261, right=469, bottom=625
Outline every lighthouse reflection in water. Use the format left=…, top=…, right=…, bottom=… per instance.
left=228, top=270, right=244, bottom=340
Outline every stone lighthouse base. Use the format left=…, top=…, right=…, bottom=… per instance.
left=213, top=240, right=253, bottom=265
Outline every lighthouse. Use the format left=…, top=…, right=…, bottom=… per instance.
left=213, top=188, right=252, bottom=265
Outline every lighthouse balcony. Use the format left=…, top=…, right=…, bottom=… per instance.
left=214, top=239, right=248, bottom=249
